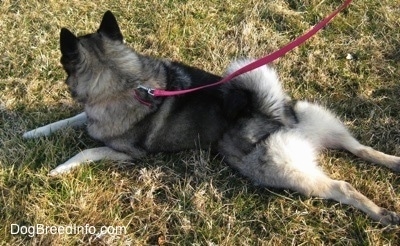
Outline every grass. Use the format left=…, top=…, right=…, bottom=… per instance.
left=1, top=0, right=400, bottom=244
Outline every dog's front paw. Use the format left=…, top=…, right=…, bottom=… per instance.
left=23, top=129, right=41, bottom=139
left=48, top=162, right=80, bottom=176
left=23, top=126, right=53, bottom=139
left=48, top=158, right=84, bottom=176
left=48, top=166, right=72, bottom=177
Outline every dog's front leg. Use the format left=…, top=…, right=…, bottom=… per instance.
left=23, top=112, right=87, bottom=139
left=49, top=147, right=132, bottom=176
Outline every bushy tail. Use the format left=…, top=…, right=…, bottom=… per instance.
left=223, top=59, right=291, bottom=123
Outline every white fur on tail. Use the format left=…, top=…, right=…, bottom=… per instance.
left=225, top=59, right=289, bottom=122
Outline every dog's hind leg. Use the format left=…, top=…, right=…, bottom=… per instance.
left=23, top=112, right=87, bottom=139
left=221, top=130, right=400, bottom=225
left=310, top=178, right=399, bottom=226
left=340, top=137, right=400, bottom=172
left=49, top=147, right=131, bottom=176
left=294, top=101, right=400, bottom=172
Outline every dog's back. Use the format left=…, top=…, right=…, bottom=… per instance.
left=59, top=11, right=252, bottom=156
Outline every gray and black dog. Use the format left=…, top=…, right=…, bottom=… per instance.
left=24, top=11, right=400, bottom=225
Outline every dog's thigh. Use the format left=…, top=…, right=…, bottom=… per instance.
left=235, top=130, right=327, bottom=191
left=49, top=147, right=131, bottom=176
left=23, top=112, right=87, bottom=139
left=230, top=130, right=399, bottom=225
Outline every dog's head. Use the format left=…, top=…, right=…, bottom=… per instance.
left=60, top=11, right=140, bottom=104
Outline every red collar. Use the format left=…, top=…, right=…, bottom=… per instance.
left=133, top=85, right=155, bottom=107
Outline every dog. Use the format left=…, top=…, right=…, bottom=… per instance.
left=24, top=11, right=400, bottom=226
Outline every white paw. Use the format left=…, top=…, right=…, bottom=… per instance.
left=23, top=127, right=52, bottom=139
left=48, top=167, right=68, bottom=176
left=48, top=161, right=82, bottom=176
left=379, top=209, right=400, bottom=226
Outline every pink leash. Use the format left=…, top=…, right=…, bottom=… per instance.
left=139, top=0, right=353, bottom=98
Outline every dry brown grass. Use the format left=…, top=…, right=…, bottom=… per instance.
left=1, top=0, right=400, bottom=244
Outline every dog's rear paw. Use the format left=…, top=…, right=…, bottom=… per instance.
left=391, top=159, right=400, bottom=172
left=379, top=209, right=400, bottom=226
left=386, top=157, right=400, bottom=172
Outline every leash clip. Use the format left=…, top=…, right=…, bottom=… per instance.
left=137, top=85, right=155, bottom=96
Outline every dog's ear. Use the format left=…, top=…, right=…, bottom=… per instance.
left=98, top=10, right=123, bottom=42
left=60, top=28, right=80, bottom=61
